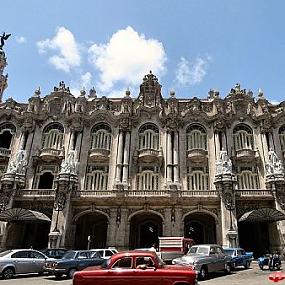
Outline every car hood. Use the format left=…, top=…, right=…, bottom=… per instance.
left=164, top=264, right=194, bottom=270
left=173, top=254, right=209, bottom=264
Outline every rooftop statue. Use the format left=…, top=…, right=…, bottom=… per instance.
left=0, top=32, right=11, bottom=50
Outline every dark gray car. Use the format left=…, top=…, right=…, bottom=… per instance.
left=0, top=249, right=53, bottom=279
left=172, top=244, right=232, bottom=280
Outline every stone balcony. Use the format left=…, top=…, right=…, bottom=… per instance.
left=14, top=189, right=56, bottom=201
left=137, top=148, right=162, bottom=163
left=89, top=148, right=110, bottom=162
left=39, top=148, right=64, bottom=162
left=232, top=148, right=260, bottom=163
left=187, top=148, right=208, bottom=163
left=236, top=189, right=273, bottom=200
left=0, top=147, right=11, bottom=160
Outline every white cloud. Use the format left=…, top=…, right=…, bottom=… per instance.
left=175, top=56, right=211, bottom=86
left=88, top=26, right=167, bottom=92
left=36, top=27, right=81, bottom=72
left=269, top=100, right=280, bottom=105
left=70, top=72, right=93, bottom=96
left=15, top=36, right=26, bottom=44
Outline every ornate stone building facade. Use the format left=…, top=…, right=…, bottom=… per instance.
left=0, top=49, right=285, bottom=257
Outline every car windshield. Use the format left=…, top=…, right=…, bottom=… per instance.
left=62, top=251, right=77, bottom=259
left=0, top=250, right=12, bottom=257
left=100, top=258, right=111, bottom=268
left=224, top=249, right=235, bottom=256
left=188, top=246, right=209, bottom=255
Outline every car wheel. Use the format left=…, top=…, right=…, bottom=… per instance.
left=199, top=266, right=208, bottom=280
left=259, top=264, right=264, bottom=270
left=231, top=262, right=236, bottom=270
left=244, top=261, right=250, bottom=269
left=225, top=263, right=231, bottom=274
left=55, top=273, right=63, bottom=279
left=2, top=267, right=15, bottom=279
left=68, top=268, right=77, bottom=279
left=276, top=264, right=281, bottom=270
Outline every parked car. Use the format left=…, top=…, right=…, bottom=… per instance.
left=223, top=247, right=253, bottom=269
left=73, top=250, right=198, bottom=285
left=0, top=249, right=53, bottom=279
left=90, top=248, right=118, bottom=259
left=258, top=253, right=282, bottom=271
left=41, top=248, right=67, bottom=259
left=44, top=250, right=104, bottom=279
left=172, top=244, right=231, bottom=280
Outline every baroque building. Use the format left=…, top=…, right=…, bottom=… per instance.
left=0, top=49, right=285, bottom=258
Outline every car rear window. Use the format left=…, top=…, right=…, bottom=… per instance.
left=224, top=249, right=235, bottom=256
left=0, top=250, right=12, bottom=257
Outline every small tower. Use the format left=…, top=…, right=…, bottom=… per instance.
left=0, top=50, right=8, bottom=102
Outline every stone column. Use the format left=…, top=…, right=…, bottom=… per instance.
left=106, top=208, right=118, bottom=247
left=19, top=131, right=28, bottom=150
left=166, top=132, right=173, bottom=183
left=122, top=132, right=130, bottom=184
left=115, top=131, right=124, bottom=183
left=173, top=132, right=179, bottom=183
left=214, top=132, right=220, bottom=159
left=70, top=131, right=77, bottom=151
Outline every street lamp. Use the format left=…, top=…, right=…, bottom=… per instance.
left=53, top=192, right=66, bottom=232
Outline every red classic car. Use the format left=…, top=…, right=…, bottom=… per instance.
left=73, top=250, right=198, bottom=285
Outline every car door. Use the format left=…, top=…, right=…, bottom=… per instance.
left=208, top=246, right=218, bottom=272
left=109, top=256, right=135, bottom=285
left=30, top=251, right=46, bottom=273
left=134, top=256, right=161, bottom=285
left=236, top=249, right=244, bottom=266
left=215, top=246, right=226, bottom=271
left=11, top=251, right=32, bottom=274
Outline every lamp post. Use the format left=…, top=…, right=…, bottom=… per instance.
left=53, top=192, right=66, bottom=232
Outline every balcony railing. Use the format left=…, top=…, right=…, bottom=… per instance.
left=180, top=190, right=219, bottom=197
left=39, top=148, right=64, bottom=161
left=15, top=189, right=56, bottom=198
left=0, top=147, right=11, bottom=158
left=237, top=189, right=273, bottom=198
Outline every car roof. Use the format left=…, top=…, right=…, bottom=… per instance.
left=223, top=247, right=243, bottom=250
left=110, top=250, right=157, bottom=260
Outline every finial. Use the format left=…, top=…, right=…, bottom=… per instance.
left=89, top=87, right=97, bottom=98
left=80, top=87, right=86, bottom=97
left=170, top=90, right=175, bottom=97
left=125, top=88, right=131, bottom=97
left=34, top=86, right=41, bottom=97
left=258, top=88, right=264, bottom=97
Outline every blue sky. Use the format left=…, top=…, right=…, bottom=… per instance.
left=1, top=0, right=285, bottom=103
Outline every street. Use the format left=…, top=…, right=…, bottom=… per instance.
left=0, top=262, right=281, bottom=285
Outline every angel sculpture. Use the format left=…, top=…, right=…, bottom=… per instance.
left=0, top=32, right=11, bottom=50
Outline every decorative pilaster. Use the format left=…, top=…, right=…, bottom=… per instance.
left=166, top=132, right=172, bottom=183
left=122, top=132, right=130, bottom=184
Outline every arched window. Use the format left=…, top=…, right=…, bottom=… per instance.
left=233, top=124, right=253, bottom=151
left=138, top=123, right=159, bottom=150
left=186, top=167, right=209, bottom=191
left=186, top=124, right=207, bottom=151
left=38, top=172, right=54, bottom=189
left=279, top=125, right=285, bottom=151
left=90, top=124, right=112, bottom=150
left=237, top=168, right=259, bottom=189
left=0, top=123, right=16, bottom=150
left=41, top=123, right=64, bottom=150
left=136, top=166, right=159, bottom=191
left=85, top=165, right=108, bottom=191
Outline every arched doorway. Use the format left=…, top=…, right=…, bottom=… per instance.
left=184, top=212, right=216, bottom=244
left=38, top=172, right=54, bottom=189
left=74, top=212, right=108, bottom=249
left=129, top=212, right=162, bottom=249
left=6, top=221, right=50, bottom=249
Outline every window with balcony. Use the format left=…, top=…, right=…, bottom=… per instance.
left=279, top=125, right=285, bottom=151
left=33, top=165, right=59, bottom=189
left=138, top=123, right=159, bottom=150
left=41, top=123, right=64, bottom=150
left=186, top=167, right=209, bottom=191
left=233, top=124, right=254, bottom=151
left=0, top=123, right=16, bottom=156
left=186, top=124, right=207, bottom=151
left=90, top=124, right=112, bottom=150
left=236, top=166, right=260, bottom=189
left=85, top=165, right=109, bottom=191
left=136, top=166, right=159, bottom=191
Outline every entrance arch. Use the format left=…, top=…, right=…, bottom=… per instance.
left=5, top=221, right=50, bottom=249
left=74, top=212, right=108, bottom=249
left=184, top=212, right=217, bottom=244
left=129, top=212, right=163, bottom=249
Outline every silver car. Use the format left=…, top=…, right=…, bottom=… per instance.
left=0, top=249, right=53, bottom=279
left=172, top=244, right=231, bottom=280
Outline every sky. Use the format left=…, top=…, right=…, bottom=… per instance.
left=1, top=0, right=285, bottom=104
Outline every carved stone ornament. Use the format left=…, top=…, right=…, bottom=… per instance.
left=0, top=190, right=13, bottom=212
left=266, top=149, right=284, bottom=177
left=6, top=150, right=27, bottom=175
left=215, top=149, right=233, bottom=176
left=60, top=150, right=78, bottom=175
left=276, top=190, right=285, bottom=210
left=54, top=191, right=67, bottom=211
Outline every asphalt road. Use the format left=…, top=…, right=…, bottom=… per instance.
left=0, top=262, right=281, bottom=285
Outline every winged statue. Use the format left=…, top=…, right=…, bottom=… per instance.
left=0, top=32, right=11, bottom=50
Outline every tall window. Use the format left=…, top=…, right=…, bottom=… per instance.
left=233, top=124, right=254, bottom=151
left=138, top=123, right=159, bottom=150
left=0, top=123, right=16, bottom=150
left=33, top=165, right=59, bottom=189
left=279, top=125, right=285, bottom=151
left=187, top=167, right=209, bottom=191
left=42, top=123, right=64, bottom=150
left=236, top=167, right=259, bottom=189
left=90, top=124, right=112, bottom=150
left=85, top=165, right=109, bottom=191
left=186, top=124, right=207, bottom=151
left=137, top=166, right=159, bottom=191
